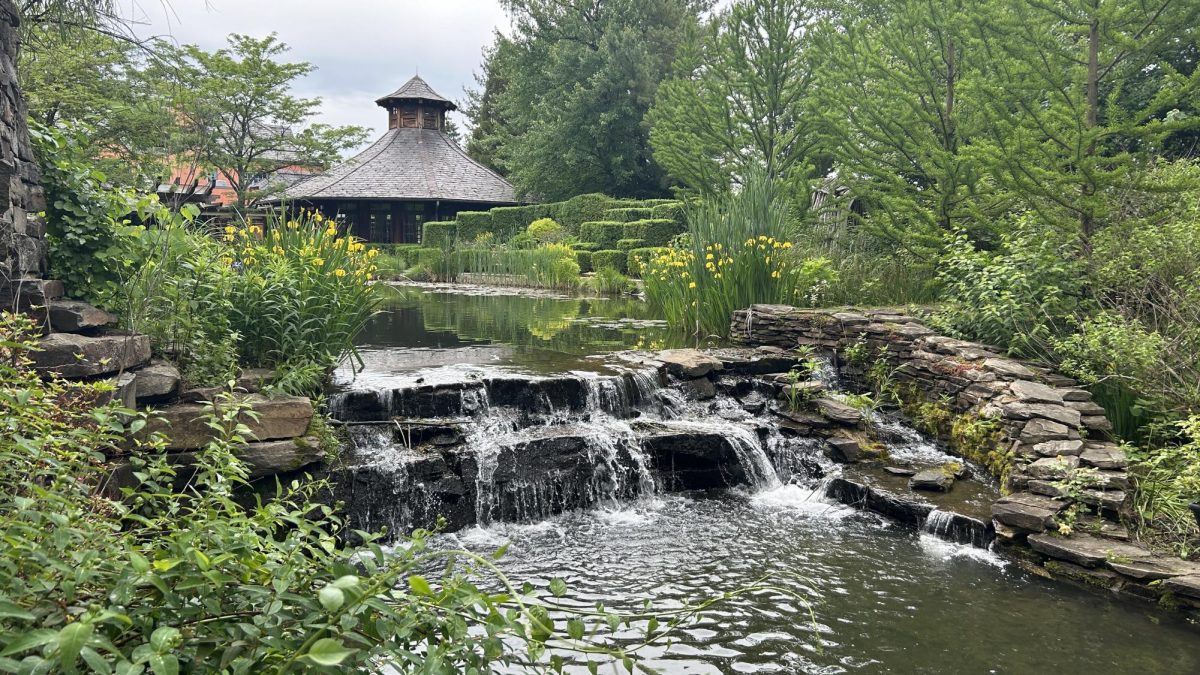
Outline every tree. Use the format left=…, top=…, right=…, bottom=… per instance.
left=463, top=36, right=517, bottom=176
left=811, top=0, right=993, bottom=251
left=647, top=0, right=821, bottom=204
left=466, top=0, right=708, bottom=200
left=973, top=0, right=1200, bottom=252
left=163, top=33, right=367, bottom=210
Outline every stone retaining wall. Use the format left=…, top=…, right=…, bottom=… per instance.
left=1, top=0, right=47, bottom=282
left=732, top=304, right=1200, bottom=615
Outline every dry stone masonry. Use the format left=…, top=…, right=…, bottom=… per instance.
left=731, top=303, right=1200, bottom=615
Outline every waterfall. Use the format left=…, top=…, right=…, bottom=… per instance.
left=922, top=509, right=992, bottom=548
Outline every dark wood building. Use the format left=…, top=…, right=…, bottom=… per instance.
left=277, top=75, right=518, bottom=243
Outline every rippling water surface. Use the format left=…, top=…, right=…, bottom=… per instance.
left=438, top=489, right=1200, bottom=674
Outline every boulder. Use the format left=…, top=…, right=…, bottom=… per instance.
left=884, top=466, right=917, bottom=477
left=31, top=332, right=151, bottom=378
left=656, top=349, right=723, bottom=379
left=678, top=376, right=717, bottom=401
left=46, top=299, right=115, bottom=332
left=991, top=492, right=1065, bottom=532
left=145, top=394, right=313, bottom=450
left=103, top=371, right=137, bottom=408
left=814, top=397, right=863, bottom=426
left=1009, top=380, right=1064, bottom=404
left=909, top=469, right=954, bottom=492
left=236, top=368, right=275, bottom=393
left=826, top=437, right=864, bottom=463
left=133, top=359, right=182, bottom=403
left=1079, top=443, right=1127, bottom=470
left=1081, top=415, right=1113, bottom=432
left=0, top=278, right=63, bottom=309
left=241, top=436, right=325, bottom=477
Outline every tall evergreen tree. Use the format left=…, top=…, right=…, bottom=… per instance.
left=647, top=0, right=820, bottom=204
left=466, top=0, right=708, bottom=200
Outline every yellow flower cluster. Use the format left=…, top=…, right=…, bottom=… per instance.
left=222, top=209, right=378, bottom=282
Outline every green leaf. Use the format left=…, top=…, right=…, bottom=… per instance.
left=57, top=622, right=92, bottom=672
left=407, top=575, right=432, bottom=596
left=0, top=629, right=57, bottom=656
left=148, top=653, right=179, bottom=675
left=318, top=586, right=345, bottom=612
left=149, top=627, right=180, bottom=653
left=567, top=618, right=585, bottom=641
left=549, top=577, right=567, bottom=597
left=0, top=601, right=34, bottom=622
left=305, top=638, right=355, bottom=666
left=330, top=575, right=360, bottom=590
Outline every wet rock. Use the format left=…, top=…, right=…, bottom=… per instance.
left=31, top=332, right=151, bottom=378
left=923, top=510, right=993, bottom=548
left=1163, top=575, right=1200, bottom=600
left=133, top=359, right=181, bottom=403
left=1027, top=532, right=1152, bottom=569
left=240, top=436, right=324, bottom=477
left=826, top=437, right=864, bottom=463
left=1080, top=443, right=1127, bottom=470
left=678, top=377, right=717, bottom=401
left=486, top=376, right=589, bottom=414
left=714, top=350, right=797, bottom=376
left=909, top=469, right=954, bottom=492
left=46, top=299, right=115, bottom=332
left=771, top=408, right=832, bottom=432
left=884, top=466, right=917, bottom=477
left=1026, top=455, right=1079, bottom=480
left=1009, top=380, right=1064, bottom=404
left=991, top=492, right=1066, bottom=532
left=1020, top=418, right=1073, bottom=444
left=641, top=429, right=749, bottom=490
left=656, top=349, right=723, bottom=379
left=327, top=450, right=472, bottom=535
left=814, top=397, right=863, bottom=426
left=1033, top=439, right=1084, bottom=457
left=826, top=477, right=934, bottom=526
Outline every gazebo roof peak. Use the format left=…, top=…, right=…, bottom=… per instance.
left=375, top=74, right=456, bottom=110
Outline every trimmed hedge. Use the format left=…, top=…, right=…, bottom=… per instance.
left=574, top=250, right=593, bottom=273
left=616, top=238, right=646, bottom=251
left=572, top=241, right=601, bottom=252
left=593, top=249, right=627, bottom=274
left=627, top=247, right=669, bottom=278
left=603, top=207, right=654, bottom=223
left=455, top=211, right=494, bottom=242
left=421, top=221, right=458, bottom=248
left=556, top=193, right=620, bottom=233
left=490, top=205, right=537, bottom=239
left=579, top=221, right=625, bottom=249
left=628, top=218, right=683, bottom=247
left=650, top=201, right=686, bottom=228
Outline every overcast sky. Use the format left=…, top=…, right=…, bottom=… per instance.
left=125, top=1, right=511, bottom=150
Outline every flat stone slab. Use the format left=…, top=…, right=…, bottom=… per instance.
left=1009, top=380, right=1064, bottom=404
left=1107, top=557, right=1200, bottom=581
left=1033, top=439, right=1084, bottom=457
left=983, top=357, right=1036, bottom=380
left=992, top=492, right=1066, bottom=532
left=1001, top=402, right=1082, bottom=427
left=236, top=367, right=275, bottom=393
left=1020, top=418, right=1073, bottom=444
left=133, top=359, right=182, bottom=403
left=240, top=436, right=324, bottom=477
left=814, top=397, right=863, bottom=425
left=656, top=349, right=723, bottom=379
left=1026, top=455, right=1080, bottom=480
left=31, top=332, right=151, bottom=378
left=46, top=299, right=116, bottom=332
left=1163, top=575, right=1200, bottom=600
left=0, top=278, right=63, bottom=308
left=1080, top=444, right=1127, bottom=469
left=145, top=394, right=313, bottom=450
left=1028, top=532, right=1150, bottom=568
left=909, top=469, right=954, bottom=492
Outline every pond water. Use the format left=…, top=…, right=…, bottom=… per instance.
left=349, top=283, right=1200, bottom=673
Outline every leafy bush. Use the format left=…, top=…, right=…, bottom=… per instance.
left=627, top=246, right=669, bottom=278
left=421, top=221, right=458, bottom=248
left=603, top=207, right=654, bottom=222
left=616, top=238, right=646, bottom=251
left=1129, top=416, right=1200, bottom=557
left=507, top=231, right=538, bottom=249
left=931, top=216, right=1084, bottom=361
left=575, top=250, right=593, bottom=273
left=579, top=221, right=624, bottom=249
left=527, top=217, right=565, bottom=243
left=455, top=211, right=494, bottom=242
left=0, top=315, right=680, bottom=672
left=555, top=193, right=619, bottom=233
left=650, top=201, right=686, bottom=229
left=592, top=249, right=628, bottom=274
left=33, top=125, right=145, bottom=308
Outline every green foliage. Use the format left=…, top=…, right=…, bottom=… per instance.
left=587, top=266, right=634, bottom=295
left=579, top=221, right=625, bottom=249
left=421, top=221, right=458, bottom=249
left=553, top=194, right=620, bottom=233
left=616, top=238, right=646, bottom=252
left=370, top=244, right=423, bottom=280
left=627, top=247, right=669, bottom=278
left=572, top=241, right=602, bottom=252
left=629, top=218, right=684, bottom=246
left=648, top=0, right=818, bottom=201
left=527, top=217, right=565, bottom=243
left=455, top=211, right=494, bottom=242
left=465, top=2, right=703, bottom=198
left=574, top=250, right=593, bottom=273
left=490, top=205, right=536, bottom=239
left=949, top=413, right=1009, bottom=483
left=604, top=207, right=654, bottom=222
left=33, top=125, right=145, bottom=308
left=932, top=216, right=1084, bottom=361
left=0, top=316, right=710, bottom=671
left=1129, top=417, right=1200, bottom=557
left=592, top=250, right=628, bottom=274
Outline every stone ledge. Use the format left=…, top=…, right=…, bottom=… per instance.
left=142, top=394, right=314, bottom=450
left=31, top=331, right=151, bottom=378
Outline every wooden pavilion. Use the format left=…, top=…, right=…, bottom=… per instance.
left=277, top=75, right=518, bottom=243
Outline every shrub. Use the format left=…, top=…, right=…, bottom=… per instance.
left=630, top=218, right=685, bottom=246
left=650, top=200, right=686, bottom=225
left=528, top=243, right=581, bottom=288
left=572, top=241, right=602, bottom=252
left=489, top=205, right=536, bottom=239
left=627, top=246, right=669, bottom=278
left=1129, top=416, right=1200, bottom=557
left=410, top=247, right=455, bottom=281
left=527, top=217, right=566, bottom=243
left=579, top=221, right=625, bottom=249
left=575, top=250, right=593, bottom=273
left=421, top=221, right=458, bottom=248
left=603, top=207, right=654, bottom=222
left=455, top=211, right=494, bottom=241
left=616, top=238, right=646, bottom=251
left=507, top=231, right=538, bottom=249
left=556, top=193, right=619, bottom=233
left=593, top=249, right=628, bottom=274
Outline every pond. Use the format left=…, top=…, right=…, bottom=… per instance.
left=341, top=283, right=1200, bottom=673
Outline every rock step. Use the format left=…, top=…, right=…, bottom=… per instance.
left=31, top=331, right=151, bottom=378
left=44, top=299, right=115, bottom=333
left=0, top=278, right=63, bottom=309
left=142, top=394, right=313, bottom=451
left=1029, top=532, right=1200, bottom=581
left=132, top=358, right=182, bottom=404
